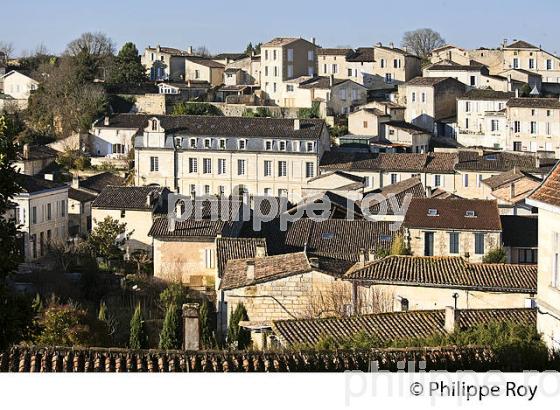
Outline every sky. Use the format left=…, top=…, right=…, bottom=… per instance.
left=2, top=0, right=560, bottom=57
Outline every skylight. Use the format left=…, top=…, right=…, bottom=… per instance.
left=427, top=209, right=438, bottom=216
left=465, top=210, right=477, bottom=217
left=321, top=232, right=335, bottom=240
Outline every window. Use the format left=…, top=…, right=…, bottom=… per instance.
left=514, top=121, right=521, bottom=133
left=286, top=84, right=294, bottom=92
left=274, top=66, right=278, bottom=77
left=61, top=200, right=65, bottom=217
left=449, top=232, right=459, bottom=254
left=238, top=139, right=246, bottom=150
left=474, top=232, right=485, bottom=255
left=470, top=75, right=476, bottom=86
left=518, top=248, right=537, bottom=264
left=190, top=138, right=197, bottom=148
left=47, top=203, right=52, bottom=221
left=273, top=83, right=277, bottom=92
left=204, top=248, right=214, bottom=269
left=306, top=142, right=314, bottom=152
left=363, top=121, right=368, bottom=129
left=434, top=174, right=441, bottom=187
left=393, top=59, right=399, bottom=68
left=278, top=161, right=287, bottom=177
left=32, top=207, right=37, bottom=224
left=278, top=141, right=286, bottom=151
left=203, top=158, right=212, bottom=174
left=120, top=209, right=126, bottom=218
left=531, top=109, right=536, bottom=116
left=547, top=122, right=551, bottom=135
left=554, top=233, right=560, bottom=288
left=150, top=156, right=159, bottom=172
left=463, top=174, right=469, bottom=187
left=237, top=159, right=246, bottom=175
left=190, top=184, right=197, bottom=196
left=476, top=174, right=483, bottom=188
left=264, top=50, right=268, bottom=60
left=264, top=160, right=272, bottom=177
left=204, top=185, right=210, bottom=195
left=411, top=92, right=416, bottom=102
left=547, top=59, right=553, bottom=70
left=491, top=119, right=499, bottom=131
left=421, top=92, right=425, bottom=103
left=218, top=186, right=225, bottom=196
left=194, top=70, right=200, bottom=79
left=465, top=118, right=469, bottom=129
left=218, top=158, right=226, bottom=175
left=385, top=73, right=392, bottom=83
left=513, top=141, right=522, bottom=151
left=287, top=48, right=293, bottom=62
left=380, top=59, right=385, bottom=68
left=390, top=173, right=398, bottom=185
left=347, top=68, right=353, bottom=76
left=189, top=158, right=198, bottom=173
left=465, top=101, right=471, bottom=112
left=529, top=58, right=535, bottom=69
left=292, top=141, right=300, bottom=152
left=219, top=138, right=226, bottom=149
left=151, top=120, right=157, bottom=131
left=204, top=138, right=211, bottom=149
left=530, top=121, right=537, bottom=134
left=307, top=50, right=314, bottom=61
left=112, top=143, right=125, bottom=154
left=278, top=188, right=288, bottom=197
left=424, top=232, right=434, bottom=256
left=513, top=58, right=519, bottom=69
left=265, top=140, right=273, bottom=150
left=305, top=162, right=315, bottom=178
left=339, top=89, right=347, bottom=100
left=400, top=298, right=409, bottom=312
left=264, top=188, right=272, bottom=196
left=264, top=66, right=269, bottom=76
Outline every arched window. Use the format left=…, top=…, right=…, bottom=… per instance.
left=400, top=298, right=409, bottom=312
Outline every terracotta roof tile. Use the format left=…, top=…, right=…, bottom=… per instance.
left=528, top=161, right=560, bottom=208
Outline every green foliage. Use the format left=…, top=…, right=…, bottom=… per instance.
left=199, top=299, right=217, bottom=348
left=519, top=84, right=532, bottom=97
left=298, top=101, right=321, bottom=119
left=244, top=42, right=262, bottom=55
left=159, top=304, right=181, bottom=350
left=159, top=283, right=189, bottom=310
left=483, top=247, right=507, bottom=263
left=375, top=248, right=390, bottom=259
left=107, top=42, right=146, bottom=85
left=328, top=123, right=348, bottom=140
left=129, top=304, right=148, bottom=349
left=227, top=303, right=250, bottom=349
left=390, top=234, right=411, bottom=256
left=87, top=216, right=127, bottom=261
left=171, top=102, right=223, bottom=116
left=242, top=107, right=272, bottom=117
left=56, top=149, right=91, bottom=171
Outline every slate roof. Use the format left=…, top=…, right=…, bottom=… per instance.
left=262, top=37, right=313, bottom=47
left=285, top=219, right=399, bottom=261
left=93, top=114, right=149, bottom=130
left=426, top=62, right=484, bottom=72
left=17, top=145, right=58, bottom=161
left=501, top=215, right=538, bottom=248
left=455, top=151, right=556, bottom=173
left=345, top=255, right=536, bottom=292
left=213, top=53, right=247, bottom=60
left=272, top=308, right=537, bottom=346
left=92, top=186, right=167, bottom=210
left=216, top=238, right=267, bottom=277
left=17, top=174, right=66, bottom=194
left=504, top=40, right=538, bottom=49
left=403, top=198, right=502, bottom=231
left=506, top=98, right=560, bottom=109
left=459, top=89, right=515, bottom=100
left=297, top=76, right=363, bottom=89
left=346, top=47, right=375, bottom=62
left=68, top=187, right=97, bottom=203
left=79, top=172, right=126, bottom=194
left=149, top=217, right=237, bottom=239
left=528, top=161, right=560, bottom=208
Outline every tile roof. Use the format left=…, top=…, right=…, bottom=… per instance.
left=149, top=217, right=237, bottom=239
left=506, top=98, right=560, bottom=109
left=221, top=252, right=314, bottom=290
left=459, top=89, right=515, bottom=100
left=213, top=53, right=247, bottom=60
left=345, top=255, right=536, bottom=292
left=146, top=46, right=191, bottom=56
left=375, top=45, right=419, bottom=58
left=186, top=56, right=225, bottom=68
left=504, top=40, right=538, bottom=49
left=362, top=177, right=426, bottom=215
left=403, top=198, right=502, bottom=231
left=528, top=161, right=560, bottom=208
left=317, top=48, right=353, bottom=56
left=285, top=219, right=400, bottom=261
left=306, top=170, right=365, bottom=185
left=406, top=77, right=454, bottom=86
left=482, top=169, right=541, bottom=190
left=297, top=76, right=362, bottom=90
left=346, top=47, right=375, bottom=62
left=385, top=120, right=430, bottom=134
left=68, top=187, right=97, bottom=203
left=262, top=37, right=314, bottom=47
left=501, top=215, right=538, bottom=248
left=17, top=145, right=58, bottom=161
left=273, top=308, right=536, bottom=346
left=216, top=238, right=267, bottom=277
left=426, top=62, right=484, bottom=72
left=78, top=172, right=126, bottom=194
left=455, top=150, right=556, bottom=173
left=17, top=174, right=67, bottom=194
left=93, top=114, right=149, bottom=130
left=92, top=186, right=168, bottom=210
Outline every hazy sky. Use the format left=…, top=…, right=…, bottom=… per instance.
left=2, top=0, right=560, bottom=56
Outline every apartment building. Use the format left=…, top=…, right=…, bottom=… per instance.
left=456, top=89, right=514, bottom=148
left=13, top=175, right=69, bottom=262
left=260, top=37, right=318, bottom=104
left=370, top=43, right=422, bottom=89
left=134, top=115, right=330, bottom=199
left=142, top=45, right=194, bottom=81
left=506, top=97, right=560, bottom=156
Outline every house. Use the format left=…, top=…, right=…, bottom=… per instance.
left=142, top=45, right=194, bottom=81
left=482, top=169, right=541, bottom=215
left=498, top=69, right=542, bottom=92
left=134, top=115, right=330, bottom=199
left=502, top=40, right=560, bottom=83
left=91, top=185, right=170, bottom=253
left=402, top=77, right=466, bottom=136
left=76, top=171, right=126, bottom=195
left=526, top=162, right=560, bottom=349
left=0, top=70, right=39, bottom=109
left=506, top=97, right=560, bottom=156
left=157, top=81, right=210, bottom=100
left=347, top=107, right=391, bottom=137
left=185, top=57, right=224, bottom=87
left=212, top=53, right=247, bottom=66
left=14, top=144, right=58, bottom=176
left=430, top=45, right=470, bottom=65
left=501, top=215, right=538, bottom=264
left=90, top=114, right=147, bottom=158
left=12, top=174, right=69, bottom=261
left=222, top=54, right=261, bottom=85
left=271, top=307, right=536, bottom=348
left=383, top=121, right=431, bottom=153
left=346, top=255, right=536, bottom=313
left=456, top=89, right=514, bottom=149
left=260, top=37, right=318, bottom=105
left=403, top=198, right=502, bottom=262
left=67, top=176, right=97, bottom=236
left=368, top=43, right=422, bottom=90
left=317, top=48, right=354, bottom=80
left=302, top=170, right=365, bottom=201
left=423, top=60, right=514, bottom=91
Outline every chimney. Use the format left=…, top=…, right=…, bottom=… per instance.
left=246, top=260, right=255, bottom=281
left=389, top=42, right=394, bottom=49
left=146, top=192, right=153, bottom=207
left=329, top=74, right=334, bottom=87
left=358, top=248, right=366, bottom=267
left=375, top=42, right=382, bottom=47
left=425, top=185, right=432, bottom=198
left=403, top=46, right=408, bottom=53
left=188, top=46, right=193, bottom=55
left=502, top=39, right=508, bottom=48
left=157, top=44, right=161, bottom=52
left=255, top=243, right=266, bottom=258
left=311, top=37, right=316, bottom=45
left=507, top=74, right=512, bottom=92
left=536, top=155, right=541, bottom=168
left=182, top=303, right=200, bottom=350
left=104, top=116, right=110, bottom=126
left=444, top=306, right=457, bottom=333
left=293, top=118, right=300, bottom=130
left=368, top=248, right=376, bottom=262
left=72, top=175, right=80, bottom=189
left=22, top=144, right=30, bottom=160
left=515, top=89, right=519, bottom=98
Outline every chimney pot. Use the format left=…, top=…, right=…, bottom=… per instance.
left=515, top=89, right=519, bottom=98
left=182, top=303, right=200, bottom=350
left=425, top=185, right=432, bottom=198
left=444, top=306, right=457, bottom=333
left=246, top=260, right=255, bottom=280
left=311, top=37, right=316, bottom=45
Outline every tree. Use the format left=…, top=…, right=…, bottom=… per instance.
left=129, top=304, right=148, bottom=349
left=245, top=42, right=254, bottom=55
left=483, top=247, right=507, bottom=263
left=171, top=102, right=223, bottom=116
left=401, top=28, right=446, bottom=59
left=193, top=46, right=211, bottom=57
left=65, top=32, right=115, bottom=58
left=390, top=234, right=411, bottom=255
left=298, top=101, right=321, bottom=119
left=108, top=42, right=146, bottom=86
left=199, top=299, right=216, bottom=348
left=0, top=41, right=14, bottom=60
left=159, top=282, right=189, bottom=311
left=130, top=249, right=151, bottom=275
left=87, top=216, right=128, bottom=262
left=227, top=303, right=250, bottom=349
left=48, top=239, right=83, bottom=272
left=159, top=303, right=181, bottom=349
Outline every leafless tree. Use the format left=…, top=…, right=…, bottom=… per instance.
left=64, top=32, right=115, bottom=57
left=0, top=41, right=14, bottom=60
left=48, top=239, right=84, bottom=272
left=401, top=28, right=445, bottom=59
left=194, top=46, right=211, bottom=57
left=130, top=250, right=152, bottom=276
left=305, top=281, right=353, bottom=319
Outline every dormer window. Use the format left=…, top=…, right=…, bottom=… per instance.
left=189, top=138, right=197, bottom=149
left=279, top=140, right=287, bottom=151
left=306, top=142, right=314, bottom=152
left=265, top=140, right=273, bottom=150
left=219, top=138, right=227, bottom=149
left=465, top=210, right=477, bottom=218
left=174, top=137, right=182, bottom=148
left=427, top=209, right=438, bottom=217
left=204, top=138, right=211, bottom=149
left=151, top=119, right=158, bottom=131
left=238, top=139, right=247, bottom=150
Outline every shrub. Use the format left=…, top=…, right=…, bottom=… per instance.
left=129, top=304, right=148, bottom=349
left=172, top=102, right=223, bottom=116
left=227, top=303, right=250, bottom=349
left=483, top=247, right=507, bottom=263
left=159, top=303, right=181, bottom=350
left=199, top=299, right=217, bottom=348
left=390, top=234, right=411, bottom=256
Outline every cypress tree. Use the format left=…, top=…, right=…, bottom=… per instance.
left=227, top=303, right=250, bottom=349
left=159, top=303, right=181, bottom=350
left=199, top=300, right=216, bottom=348
left=129, top=304, right=147, bottom=349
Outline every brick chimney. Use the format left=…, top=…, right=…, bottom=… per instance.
left=444, top=306, right=457, bottom=333
left=182, top=303, right=200, bottom=350
left=246, top=260, right=255, bottom=280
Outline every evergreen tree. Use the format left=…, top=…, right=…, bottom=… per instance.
left=159, top=303, right=181, bottom=350
left=390, top=234, right=411, bottom=255
left=199, top=299, right=216, bottom=348
left=129, top=304, right=148, bottom=349
left=108, top=42, right=146, bottom=85
left=227, top=303, right=250, bottom=349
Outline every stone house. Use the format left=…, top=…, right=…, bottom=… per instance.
left=301, top=170, right=365, bottom=201
left=223, top=54, right=261, bottom=85
left=185, top=57, right=224, bottom=87
left=383, top=121, right=431, bottom=153
left=482, top=169, right=541, bottom=215
left=68, top=185, right=96, bottom=237
left=403, top=198, right=502, bottom=262
left=348, top=107, right=391, bottom=137
left=423, top=61, right=514, bottom=91
left=499, top=68, right=542, bottom=91
left=368, top=43, right=422, bottom=90
left=14, top=144, right=58, bottom=176
left=142, top=45, right=194, bottom=81
left=90, top=114, right=147, bottom=158
left=345, top=255, right=536, bottom=314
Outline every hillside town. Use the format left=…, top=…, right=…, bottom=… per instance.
left=1, top=27, right=560, bottom=372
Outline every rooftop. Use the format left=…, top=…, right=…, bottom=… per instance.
left=78, top=172, right=126, bottom=194
left=216, top=238, right=267, bottom=277
left=459, top=89, right=515, bottom=100
left=16, top=145, right=58, bottom=161
left=385, top=120, right=430, bottom=134
left=362, top=176, right=426, bottom=215
left=92, top=186, right=168, bottom=211
left=504, top=40, right=538, bottom=49
left=528, top=162, right=560, bottom=208
left=455, top=150, right=556, bottom=173
left=17, top=174, right=67, bottom=194
left=346, top=47, right=375, bottom=62
left=262, top=37, right=314, bottom=47
left=406, top=76, right=456, bottom=86
left=506, top=98, right=560, bottom=109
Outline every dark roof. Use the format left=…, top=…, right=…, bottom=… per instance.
left=285, top=219, right=400, bottom=261
left=17, top=145, right=58, bottom=161
left=213, top=53, right=247, bottom=60
left=17, top=174, right=67, bottom=194
left=79, top=172, right=126, bottom=194
left=298, top=76, right=362, bottom=90
left=482, top=169, right=541, bottom=190
left=375, top=45, right=419, bottom=58
left=459, top=89, right=515, bottom=100
left=149, top=217, right=237, bottom=239
left=93, top=114, right=150, bottom=130
left=505, top=40, right=538, bottom=49
left=363, top=177, right=426, bottom=215
left=426, top=62, right=484, bottom=72
left=317, top=48, right=353, bottom=56
left=186, top=57, right=225, bottom=68
left=346, top=47, right=374, bottom=62
left=216, top=238, right=267, bottom=277
left=345, top=255, right=536, bottom=292
left=506, top=98, right=560, bottom=109
left=68, top=187, right=97, bottom=203
left=406, top=77, right=455, bottom=86
left=403, top=198, right=502, bottom=231
left=306, top=170, right=365, bottom=185
left=455, top=150, right=556, bottom=173
left=262, top=37, right=315, bottom=47
left=273, top=308, right=537, bottom=346
left=146, top=46, right=191, bottom=56
left=92, top=186, right=168, bottom=210
left=288, top=191, right=364, bottom=218
left=529, top=162, right=560, bottom=208
left=385, top=120, right=430, bottom=134
left=501, top=215, right=538, bottom=248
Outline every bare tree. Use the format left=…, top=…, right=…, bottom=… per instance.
left=64, top=32, right=115, bottom=57
left=194, top=46, right=211, bottom=57
left=401, top=28, right=445, bottom=59
left=0, top=41, right=14, bottom=60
